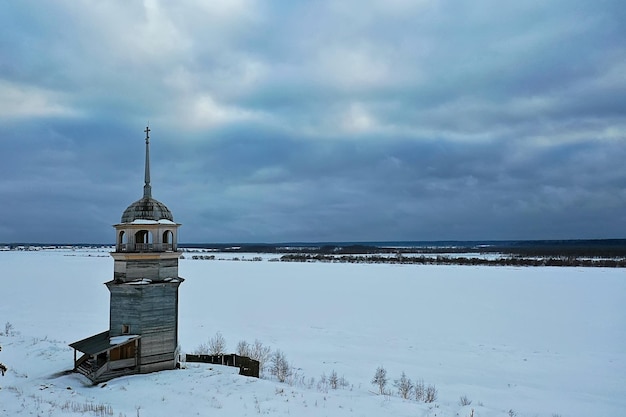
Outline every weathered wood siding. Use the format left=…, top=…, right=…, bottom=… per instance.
left=186, top=354, right=260, bottom=378
left=108, top=284, right=142, bottom=336
left=140, top=359, right=177, bottom=374
left=113, top=257, right=179, bottom=281
left=109, top=358, right=136, bottom=370
left=108, top=281, right=181, bottom=371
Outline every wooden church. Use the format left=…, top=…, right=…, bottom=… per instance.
left=70, top=127, right=184, bottom=383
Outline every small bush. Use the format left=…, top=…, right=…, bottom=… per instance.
left=4, top=322, right=14, bottom=336
left=394, top=372, right=413, bottom=399
left=338, top=375, right=350, bottom=389
left=269, top=350, right=291, bottom=383
left=236, top=340, right=250, bottom=357
left=425, top=384, right=437, bottom=403
left=371, top=366, right=388, bottom=395
left=249, top=340, right=272, bottom=377
left=459, top=395, right=472, bottom=406
left=207, top=331, right=226, bottom=355
left=329, top=370, right=339, bottom=389
left=414, top=378, right=425, bottom=402
left=317, top=373, right=328, bottom=392
left=193, top=342, right=209, bottom=355
left=194, top=331, right=226, bottom=355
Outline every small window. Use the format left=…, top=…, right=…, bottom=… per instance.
left=122, top=324, right=130, bottom=334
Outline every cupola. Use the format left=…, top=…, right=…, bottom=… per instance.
left=114, top=126, right=179, bottom=253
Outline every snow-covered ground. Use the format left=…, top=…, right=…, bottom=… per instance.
left=0, top=249, right=624, bottom=417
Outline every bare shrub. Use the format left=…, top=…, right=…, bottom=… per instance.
left=233, top=338, right=273, bottom=377
left=4, top=322, right=14, bottom=336
left=338, top=375, right=350, bottom=389
left=414, top=378, right=425, bottom=402
left=329, top=370, right=339, bottom=389
left=207, top=332, right=226, bottom=355
left=371, top=366, right=388, bottom=395
left=459, top=395, right=472, bottom=406
left=269, top=350, right=291, bottom=383
left=194, top=331, right=226, bottom=355
left=317, top=373, right=328, bottom=392
left=394, top=372, right=413, bottom=399
left=236, top=340, right=250, bottom=357
left=425, top=384, right=438, bottom=403
left=249, top=340, right=272, bottom=377
left=193, top=342, right=209, bottom=355
left=286, top=370, right=307, bottom=387
left=60, top=400, right=113, bottom=415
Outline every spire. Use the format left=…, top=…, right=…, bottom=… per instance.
left=143, top=125, right=152, bottom=198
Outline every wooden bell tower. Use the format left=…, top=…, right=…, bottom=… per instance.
left=70, top=127, right=184, bottom=382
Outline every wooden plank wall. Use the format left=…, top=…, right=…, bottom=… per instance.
left=186, top=354, right=260, bottom=378
left=114, top=258, right=179, bottom=281
left=109, top=281, right=180, bottom=372
left=109, top=285, right=142, bottom=336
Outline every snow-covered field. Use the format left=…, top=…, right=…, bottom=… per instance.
left=0, top=249, right=624, bottom=417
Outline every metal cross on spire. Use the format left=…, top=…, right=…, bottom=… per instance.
left=143, top=125, right=152, bottom=198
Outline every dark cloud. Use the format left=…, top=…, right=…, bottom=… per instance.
left=0, top=1, right=624, bottom=243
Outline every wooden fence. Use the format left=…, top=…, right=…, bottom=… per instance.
left=185, top=354, right=259, bottom=378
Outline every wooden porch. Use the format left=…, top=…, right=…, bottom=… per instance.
left=70, top=331, right=141, bottom=384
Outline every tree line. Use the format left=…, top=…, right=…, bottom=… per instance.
left=279, top=253, right=626, bottom=267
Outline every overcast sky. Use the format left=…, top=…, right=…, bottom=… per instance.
left=1, top=1, right=625, bottom=243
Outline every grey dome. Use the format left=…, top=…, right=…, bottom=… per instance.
left=121, top=197, right=174, bottom=223
left=120, top=127, right=175, bottom=223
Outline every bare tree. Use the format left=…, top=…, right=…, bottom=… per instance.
left=371, top=366, right=388, bottom=395
left=250, top=340, right=272, bottom=376
left=236, top=340, right=250, bottom=357
left=394, top=371, right=413, bottom=399
left=269, top=350, right=291, bottom=383
left=195, top=331, right=227, bottom=355
left=207, top=331, right=226, bottom=355
left=235, top=339, right=272, bottom=377
left=193, top=341, right=209, bottom=355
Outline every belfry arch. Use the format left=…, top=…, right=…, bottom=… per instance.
left=117, top=231, right=126, bottom=247
left=134, top=229, right=152, bottom=244
left=163, top=230, right=174, bottom=250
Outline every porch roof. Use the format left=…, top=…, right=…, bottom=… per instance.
left=69, top=331, right=140, bottom=355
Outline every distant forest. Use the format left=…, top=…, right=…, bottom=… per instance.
left=278, top=253, right=626, bottom=268
left=185, top=239, right=626, bottom=268
left=182, top=239, right=626, bottom=256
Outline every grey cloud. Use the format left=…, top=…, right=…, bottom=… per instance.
left=0, top=1, right=624, bottom=242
